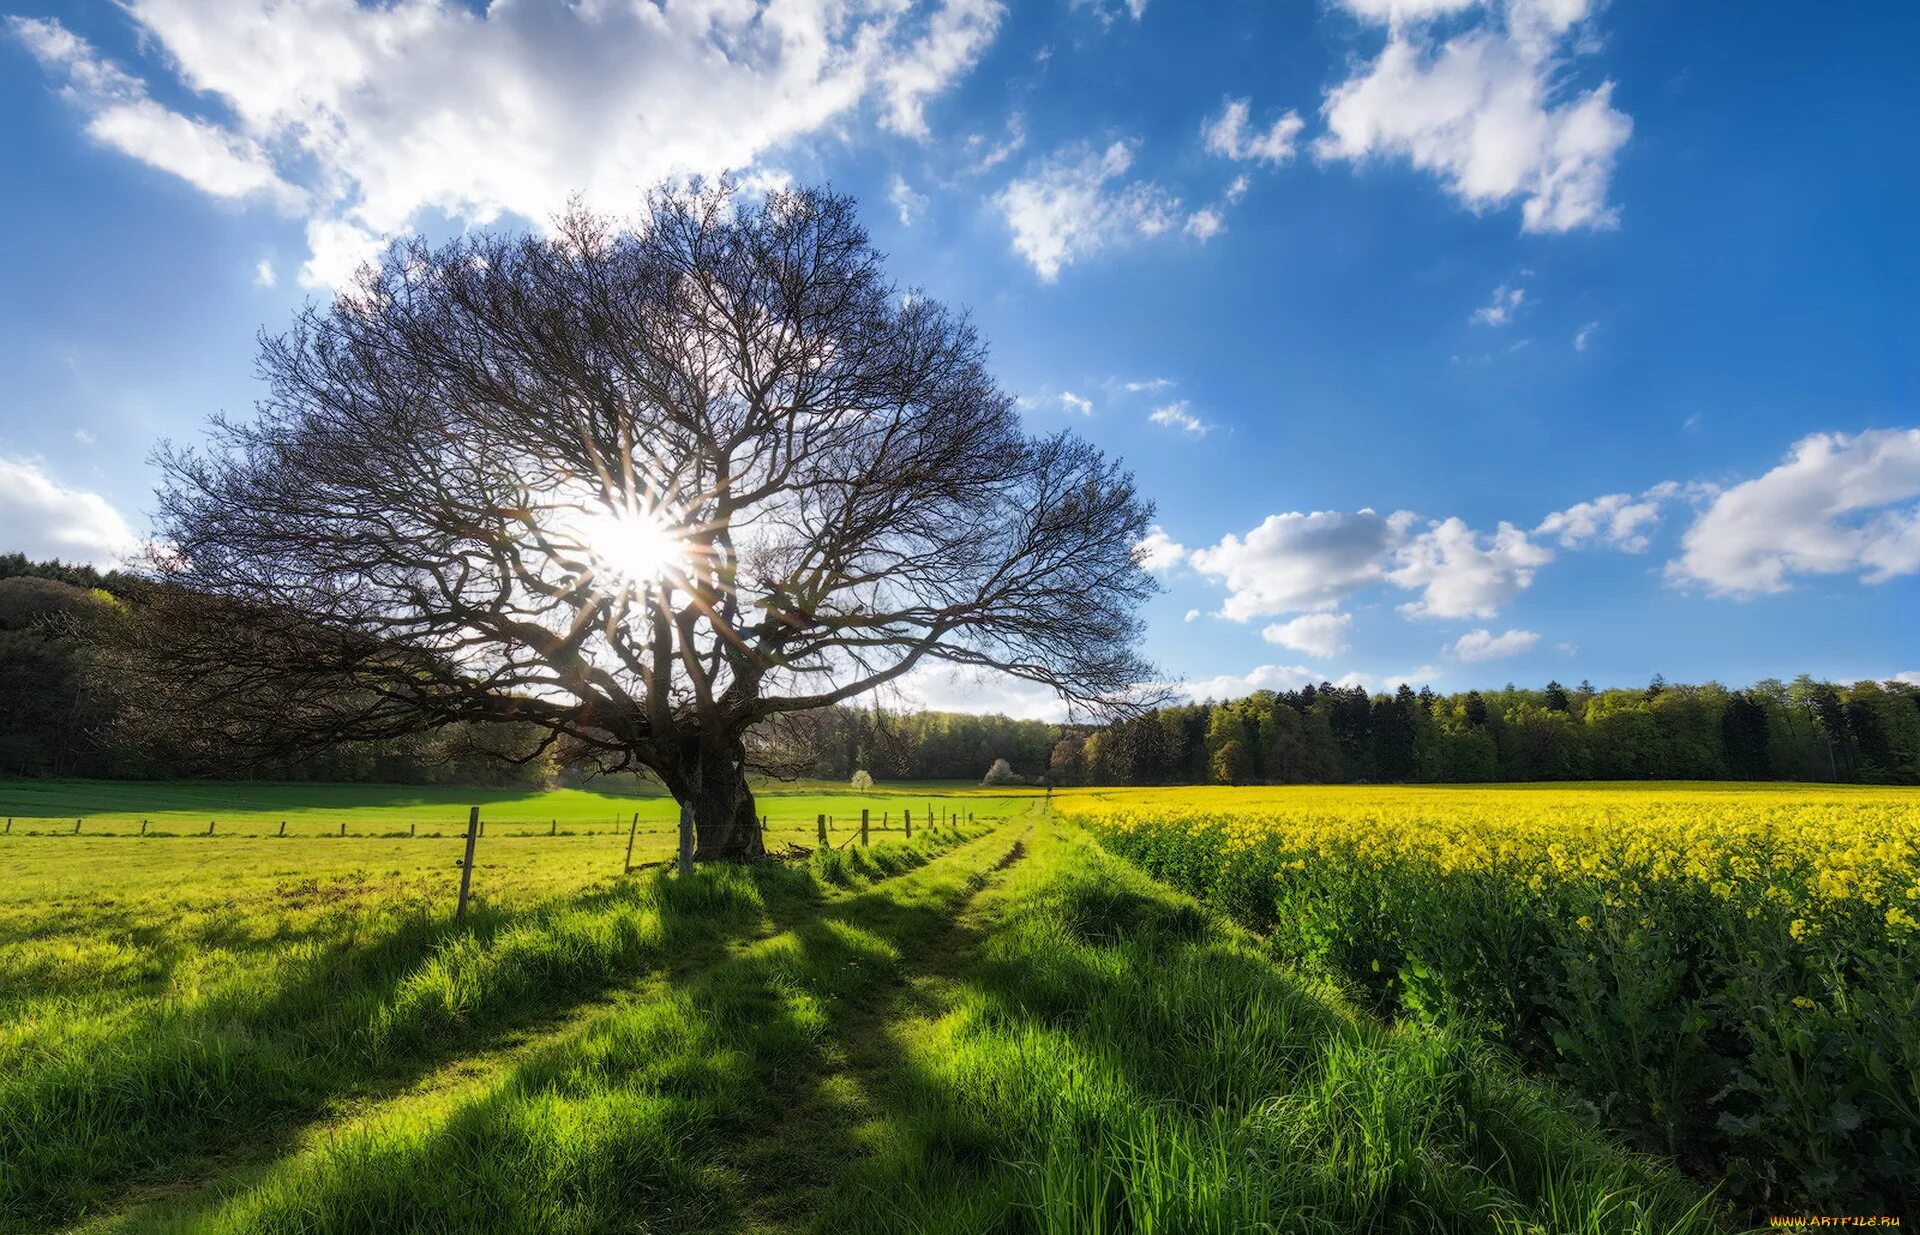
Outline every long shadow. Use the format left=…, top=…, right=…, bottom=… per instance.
left=84, top=828, right=1022, bottom=1235
left=806, top=841, right=1734, bottom=1235
left=2, top=832, right=982, bottom=1233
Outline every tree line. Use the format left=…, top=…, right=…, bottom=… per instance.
left=0, top=555, right=549, bottom=785
left=7, top=552, right=1916, bottom=788
left=1054, top=676, right=1920, bottom=786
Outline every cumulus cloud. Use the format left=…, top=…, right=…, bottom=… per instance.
left=998, top=140, right=1182, bottom=280
left=888, top=175, right=930, bottom=226
left=895, top=665, right=1069, bottom=720
left=1180, top=663, right=1352, bottom=700
left=1184, top=207, right=1226, bottom=240
left=1316, top=0, right=1632, bottom=233
left=1134, top=526, right=1188, bottom=573
left=1203, top=98, right=1305, bottom=167
left=253, top=258, right=276, bottom=287
left=1190, top=507, right=1552, bottom=623
left=1262, top=612, right=1354, bottom=658
left=0, top=456, right=138, bottom=567
left=1190, top=509, right=1404, bottom=619
left=1059, top=391, right=1094, bottom=416
left=1183, top=608, right=1201, bottom=622
left=1447, top=627, right=1540, bottom=662
left=1149, top=401, right=1210, bottom=435
left=1386, top=517, right=1552, bottom=618
left=1471, top=281, right=1526, bottom=325
left=1667, top=429, right=1920, bottom=595
left=13, top=1, right=1002, bottom=288
left=1537, top=490, right=1664, bottom=552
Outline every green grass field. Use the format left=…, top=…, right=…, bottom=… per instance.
left=0, top=777, right=1030, bottom=836
left=0, top=781, right=1769, bottom=1233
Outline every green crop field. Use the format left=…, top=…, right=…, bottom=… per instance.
left=10, top=779, right=1909, bottom=1232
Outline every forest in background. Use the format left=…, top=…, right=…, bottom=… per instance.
left=4, top=554, right=1916, bottom=786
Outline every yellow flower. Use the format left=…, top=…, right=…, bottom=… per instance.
left=1575, top=915, right=1594, bottom=931
left=1792, top=996, right=1815, bottom=1010
left=1789, top=918, right=1808, bottom=939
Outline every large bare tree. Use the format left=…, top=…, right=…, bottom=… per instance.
left=136, top=185, right=1157, bottom=859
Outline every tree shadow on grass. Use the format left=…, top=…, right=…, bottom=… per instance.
left=1, top=857, right=834, bottom=1232
left=87, top=831, right=1017, bottom=1235
left=812, top=845, right=1732, bottom=1235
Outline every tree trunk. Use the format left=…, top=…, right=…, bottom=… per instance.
left=680, top=736, right=764, bottom=862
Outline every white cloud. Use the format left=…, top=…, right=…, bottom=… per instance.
left=1335, top=0, right=1481, bottom=24
left=1203, top=98, right=1305, bottom=167
left=963, top=113, right=1027, bottom=172
left=11, top=18, right=298, bottom=207
left=1184, top=207, right=1226, bottom=240
left=1181, top=663, right=1333, bottom=700
left=1183, top=608, right=1201, bottom=622
left=1537, top=490, right=1663, bottom=552
left=895, top=665, right=1068, bottom=721
left=72, top=429, right=97, bottom=446
left=1122, top=377, right=1175, bottom=393
left=1574, top=320, right=1599, bottom=350
left=1471, top=281, right=1525, bottom=325
left=1667, top=429, right=1920, bottom=596
left=253, top=258, right=276, bottom=288
left=1387, top=517, right=1552, bottom=618
left=998, top=141, right=1182, bottom=280
left=1447, top=627, right=1540, bottom=662
left=14, top=2, right=1002, bottom=289
left=1074, top=0, right=1151, bottom=25
left=1316, top=0, right=1631, bottom=233
left=1134, top=526, right=1188, bottom=573
left=1895, top=671, right=1920, bottom=686
left=888, top=175, right=930, bottom=226
left=0, top=456, right=138, bottom=567
left=1262, top=612, right=1354, bottom=658
left=1149, top=401, right=1210, bottom=435
left=1059, top=391, right=1094, bottom=416
left=1190, top=509, right=1403, bottom=619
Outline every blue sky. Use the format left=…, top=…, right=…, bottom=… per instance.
left=3, top=0, right=1916, bottom=715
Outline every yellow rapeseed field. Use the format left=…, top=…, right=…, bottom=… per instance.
left=1056, top=782, right=1920, bottom=931
left=1056, top=782, right=1920, bottom=1214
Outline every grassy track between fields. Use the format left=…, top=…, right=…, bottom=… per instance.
left=4, top=801, right=1742, bottom=1234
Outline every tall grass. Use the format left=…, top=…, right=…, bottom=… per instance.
left=0, top=829, right=978, bottom=1232
left=1082, top=803, right=1918, bottom=1218
left=820, top=828, right=1727, bottom=1233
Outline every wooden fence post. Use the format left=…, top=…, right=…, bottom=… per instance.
left=623, top=811, right=640, bottom=873
left=904, top=808, right=912, bottom=839
left=861, top=809, right=870, bottom=846
left=4, top=819, right=10, bottom=834
left=277, top=820, right=285, bottom=837
left=817, top=813, right=827, bottom=846
left=75, top=819, right=83, bottom=834
left=677, top=803, right=694, bottom=876
left=410, top=822, right=416, bottom=837
left=207, top=820, right=215, bottom=836
left=457, top=806, right=480, bottom=920
left=142, top=819, right=149, bottom=836
left=339, top=821, right=346, bottom=837
left=550, top=818, right=557, bottom=836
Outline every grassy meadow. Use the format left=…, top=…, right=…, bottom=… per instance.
left=4, top=778, right=1911, bottom=1230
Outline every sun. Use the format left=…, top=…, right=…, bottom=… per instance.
left=577, top=503, right=690, bottom=587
